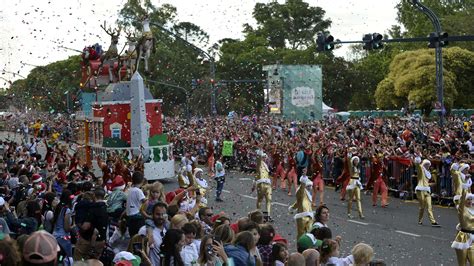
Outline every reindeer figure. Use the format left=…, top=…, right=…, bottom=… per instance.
left=135, top=15, right=156, bottom=74
left=119, top=29, right=139, bottom=80
left=100, top=21, right=121, bottom=83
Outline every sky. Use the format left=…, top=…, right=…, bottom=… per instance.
left=0, top=0, right=401, bottom=87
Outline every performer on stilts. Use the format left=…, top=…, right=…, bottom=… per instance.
left=289, top=168, right=314, bottom=239
left=252, top=149, right=273, bottom=220
left=413, top=156, right=440, bottom=226
left=346, top=154, right=365, bottom=219
left=452, top=187, right=474, bottom=266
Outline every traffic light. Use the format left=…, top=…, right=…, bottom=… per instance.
left=362, top=34, right=373, bottom=50
left=191, top=79, right=203, bottom=89
left=316, top=32, right=335, bottom=52
left=428, top=32, right=438, bottom=48
left=372, top=33, right=383, bottom=49
left=439, top=32, right=449, bottom=47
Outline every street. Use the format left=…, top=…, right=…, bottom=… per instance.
left=162, top=168, right=457, bottom=265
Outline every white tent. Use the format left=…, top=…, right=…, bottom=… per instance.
left=322, top=102, right=334, bottom=114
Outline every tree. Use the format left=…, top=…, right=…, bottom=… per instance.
left=244, top=0, right=331, bottom=50
left=396, top=0, right=474, bottom=50
left=375, top=47, right=474, bottom=115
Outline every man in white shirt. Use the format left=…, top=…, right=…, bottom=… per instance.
left=138, top=201, right=168, bottom=266
left=126, top=171, right=146, bottom=237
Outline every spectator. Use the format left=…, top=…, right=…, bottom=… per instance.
left=319, top=239, right=354, bottom=265
left=0, top=238, right=22, bottom=265
left=0, top=217, right=11, bottom=240
left=160, top=228, right=186, bottom=266
left=198, top=207, right=214, bottom=235
left=180, top=223, right=199, bottom=265
left=271, top=243, right=288, bottom=266
left=214, top=156, right=226, bottom=202
left=74, top=188, right=108, bottom=260
left=287, top=252, right=305, bottom=266
left=224, top=231, right=256, bottom=266
left=5, top=200, right=40, bottom=235
left=51, top=189, right=74, bottom=264
left=107, top=175, right=127, bottom=221
left=302, top=248, right=320, bottom=266
left=352, top=243, right=374, bottom=266
left=126, top=171, right=146, bottom=237
left=213, top=224, right=234, bottom=246
left=257, top=223, right=275, bottom=266
left=22, top=231, right=60, bottom=266
left=197, top=234, right=229, bottom=266
left=141, top=181, right=166, bottom=220
left=171, top=214, right=189, bottom=230
left=138, top=201, right=168, bottom=266
left=313, top=205, right=330, bottom=228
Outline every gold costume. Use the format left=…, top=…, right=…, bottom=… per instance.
left=346, top=156, right=364, bottom=218
left=414, top=158, right=437, bottom=224
left=177, top=166, right=190, bottom=189
left=452, top=189, right=474, bottom=266
left=452, top=164, right=463, bottom=205
left=255, top=152, right=272, bottom=216
left=290, top=176, right=314, bottom=239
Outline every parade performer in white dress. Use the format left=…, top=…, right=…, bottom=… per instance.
left=413, top=157, right=440, bottom=226
left=346, top=156, right=364, bottom=219
left=452, top=187, right=474, bottom=266
left=252, top=149, right=273, bottom=218
left=289, top=169, right=314, bottom=239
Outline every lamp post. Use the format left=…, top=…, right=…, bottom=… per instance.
left=411, top=0, right=444, bottom=126
left=149, top=22, right=217, bottom=116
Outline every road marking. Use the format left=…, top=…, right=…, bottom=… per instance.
left=347, top=220, right=369, bottom=226
left=222, top=190, right=231, bottom=193
left=239, top=194, right=257, bottom=200
left=272, top=202, right=289, bottom=207
left=395, top=230, right=420, bottom=237
left=239, top=178, right=252, bottom=181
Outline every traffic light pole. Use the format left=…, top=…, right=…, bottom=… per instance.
left=411, top=0, right=444, bottom=126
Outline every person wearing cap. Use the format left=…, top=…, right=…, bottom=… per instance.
left=22, top=231, right=60, bottom=266
left=193, top=168, right=208, bottom=207
left=107, top=175, right=127, bottom=221
left=346, top=154, right=365, bottom=219
left=177, top=166, right=190, bottom=189
left=413, top=156, right=440, bottom=226
left=289, top=168, right=314, bottom=239
left=452, top=189, right=474, bottom=265
left=252, top=149, right=273, bottom=219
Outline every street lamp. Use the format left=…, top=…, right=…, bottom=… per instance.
left=411, top=0, right=445, bottom=126
left=149, top=22, right=217, bottom=116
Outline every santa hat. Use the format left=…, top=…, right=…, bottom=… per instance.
left=466, top=193, right=474, bottom=200
left=459, top=163, right=470, bottom=173
left=194, top=168, right=203, bottom=177
left=165, top=191, right=176, bottom=204
left=112, top=175, right=126, bottom=190
left=422, top=159, right=431, bottom=167
left=32, top=174, right=42, bottom=183
left=299, top=176, right=312, bottom=187
left=450, top=163, right=460, bottom=172
left=351, top=156, right=360, bottom=164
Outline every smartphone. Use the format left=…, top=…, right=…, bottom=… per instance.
left=206, top=244, right=215, bottom=256
left=133, top=242, right=142, bottom=253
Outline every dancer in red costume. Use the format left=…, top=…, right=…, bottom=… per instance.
left=207, top=140, right=215, bottom=177
left=367, top=152, right=388, bottom=207
left=311, top=146, right=325, bottom=207
left=287, top=146, right=298, bottom=196
left=336, top=148, right=351, bottom=201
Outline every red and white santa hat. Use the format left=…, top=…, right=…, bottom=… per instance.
left=112, top=175, right=126, bottom=190
left=32, top=174, right=42, bottom=183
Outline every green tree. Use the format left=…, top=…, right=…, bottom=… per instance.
left=396, top=0, right=474, bottom=50
left=375, top=47, right=474, bottom=114
left=244, top=0, right=331, bottom=49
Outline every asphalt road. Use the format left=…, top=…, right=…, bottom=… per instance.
left=0, top=132, right=457, bottom=265
left=161, top=168, right=458, bottom=266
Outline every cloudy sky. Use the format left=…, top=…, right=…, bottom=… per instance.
left=0, top=0, right=400, bottom=86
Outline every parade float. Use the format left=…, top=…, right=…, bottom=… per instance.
left=75, top=19, right=174, bottom=181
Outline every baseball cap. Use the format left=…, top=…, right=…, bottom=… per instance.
left=297, top=233, right=322, bottom=252
left=0, top=197, right=5, bottom=206
left=23, top=230, right=60, bottom=264
left=113, top=251, right=141, bottom=266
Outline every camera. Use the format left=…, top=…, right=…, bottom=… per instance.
left=132, top=242, right=143, bottom=254
left=206, top=244, right=214, bottom=256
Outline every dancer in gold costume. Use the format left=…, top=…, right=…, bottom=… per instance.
left=289, top=169, right=314, bottom=239
left=346, top=155, right=364, bottom=219
left=413, top=157, right=440, bottom=226
left=252, top=150, right=273, bottom=218
left=452, top=187, right=474, bottom=266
